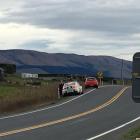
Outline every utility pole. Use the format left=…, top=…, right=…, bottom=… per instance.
left=121, top=59, right=124, bottom=85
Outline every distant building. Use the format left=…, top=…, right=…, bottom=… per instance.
left=21, top=73, right=38, bottom=79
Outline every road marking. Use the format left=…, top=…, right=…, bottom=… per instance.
left=0, top=86, right=128, bottom=137
left=87, top=116, right=140, bottom=140
left=0, top=85, right=116, bottom=120
left=0, top=89, right=96, bottom=120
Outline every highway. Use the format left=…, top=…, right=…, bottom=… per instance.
left=0, top=85, right=139, bottom=140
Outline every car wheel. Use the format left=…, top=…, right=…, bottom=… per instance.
left=96, top=85, right=98, bottom=89
left=73, top=91, right=78, bottom=95
left=62, top=93, right=66, bottom=97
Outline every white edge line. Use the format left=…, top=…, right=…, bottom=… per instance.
left=87, top=116, right=140, bottom=140
left=0, top=85, right=120, bottom=120
left=0, top=87, right=96, bottom=120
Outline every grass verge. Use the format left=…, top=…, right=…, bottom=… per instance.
left=0, top=82, right=59, bottom=113
left=123, top=126, right=140, bottom=140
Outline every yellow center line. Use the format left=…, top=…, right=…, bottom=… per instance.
left=0, top=87, right=128, bottom=137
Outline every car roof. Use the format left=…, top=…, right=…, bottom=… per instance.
left=86, top=77, right=96, bottom=79
left=64, top=81, right=78, bottom=85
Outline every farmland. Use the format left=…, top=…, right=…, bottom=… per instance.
left=0, top=75, right=59, bottom=113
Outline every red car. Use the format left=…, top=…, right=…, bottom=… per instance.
left=85, top=77, right=99, bottom=88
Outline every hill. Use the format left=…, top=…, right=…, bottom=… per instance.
left=0, top=49, right=132, bottom=78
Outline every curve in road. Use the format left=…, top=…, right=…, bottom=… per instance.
left=0, top=86, right=128, bottom=138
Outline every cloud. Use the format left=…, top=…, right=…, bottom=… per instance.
left=0, top=22, right=76, bottom=52
left=0, top=0, right=140, bottom=60
left=1, top=0, right=140, bottom=35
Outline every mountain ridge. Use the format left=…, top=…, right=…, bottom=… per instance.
left=0, top=49, right=132, bottom=78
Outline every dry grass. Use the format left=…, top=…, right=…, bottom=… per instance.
left=0, top=82, right=59, bottom=113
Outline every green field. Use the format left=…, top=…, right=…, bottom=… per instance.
left=123, top=126, right=140, bottom=140
left=0, top=85, right=19, bottom=97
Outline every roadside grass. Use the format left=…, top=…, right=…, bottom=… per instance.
left=6, top=74, right=24, bottom=84
left=0, top=82, right=59, bottom=113
left=123, top=126, right=140, bottom=140
left=0, top=85, right=18, bottom=97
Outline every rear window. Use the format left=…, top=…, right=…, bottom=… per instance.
left=86, top=77, right=96, bottom=81
left=63, top=82, right=76, bottom=88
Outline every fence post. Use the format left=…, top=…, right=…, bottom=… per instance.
left=112, top=80, right=114, bottom=85
left=57, top=88, right=60, bottom=99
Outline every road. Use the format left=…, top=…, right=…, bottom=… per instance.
left=0, top=85, right=139, bottom=140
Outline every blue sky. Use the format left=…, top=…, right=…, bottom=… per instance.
left=0, top=0, right=140, bottom=60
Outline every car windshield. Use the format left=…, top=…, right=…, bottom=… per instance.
left=87, top=78, right=96, bottom=81
left=64, top=82, right=76, bottom=87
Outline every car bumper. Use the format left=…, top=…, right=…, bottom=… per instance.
left=85, top=84, right=98, bottom=87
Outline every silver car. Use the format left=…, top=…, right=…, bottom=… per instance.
left=62, top=81, right=83, bottom=96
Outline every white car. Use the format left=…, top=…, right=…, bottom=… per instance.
left=62, top=81, right=83, bottom=96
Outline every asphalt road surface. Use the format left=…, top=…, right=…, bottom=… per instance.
left=0, top=85, right=139, bottom=140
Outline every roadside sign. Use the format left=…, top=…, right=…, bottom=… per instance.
left=132, top=53, right=140, bottom=102
left=97, top=72, right=103, bottom=79
left=97, top=72, right=103, bottom=86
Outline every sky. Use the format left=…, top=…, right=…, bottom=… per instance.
left=0, top=0, right=140, bottom=60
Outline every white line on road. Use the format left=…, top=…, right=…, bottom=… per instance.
left=0, top=86, right=127, bottom=137
left=0, top=85, right=122, bottom=120
left=87, top=116, right=140, bottom=140
left=0, top=88, right=96, bottom=120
